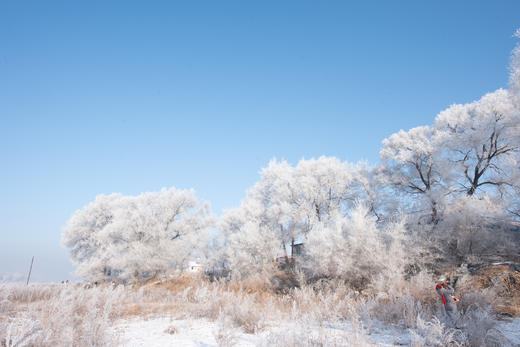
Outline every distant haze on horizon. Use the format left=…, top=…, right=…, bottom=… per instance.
left=1, top=1, right=519, bottom=282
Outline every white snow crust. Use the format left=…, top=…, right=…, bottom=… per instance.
left=110, top=317, right=520, bottom=346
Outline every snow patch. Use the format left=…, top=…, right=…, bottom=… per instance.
left=110, top=317, right=520, bottom=346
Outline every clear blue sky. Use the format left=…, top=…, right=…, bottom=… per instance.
left=1, top=1, right=519, bottom=282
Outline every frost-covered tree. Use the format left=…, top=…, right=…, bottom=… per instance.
left=62, top=188, right=214, bottom=282
left=357, top=163, right=398, bottom=222
left=291, top=157, right=363, bottom=225
left=505, top=29, right=520, bottom=219
left=305, top=204, right=408, bottom=290
left=218, top=157, right=367, bottom=278
left=376, top=31, right=520, bottom=269
left=380, top=125, right=446, bottom=223
left=61, top=194, right=120, bottom=281
left=435, top=89, right=520, bottom=197
left=437, top=194, right=510, bottom=263
left=417, top=87, right=520, bottom=265
left=218, top=203, right=282, bottom=278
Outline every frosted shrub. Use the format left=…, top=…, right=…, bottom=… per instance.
left=359, top=272, right=439, bottom=328
left=287, top=281, right=359, bottom=325
left=344, top=316, right=377, bottom=347
left=407, top=305, right=503, bottom=347
left=456, top=288, right=496, bottom=314
left=1, top=317, right=42, bottom=347
left=0, top=283, right=120, bottom=346
left=409, top=315, right=467, bottom=347
left=4, top=284, right=55, bottom=304
left=404, top=272, right=438, bottom=305
left=223, top=295, right=265, bottom=334
left=457, top=307, right=499, bottom=347
left=213, top=313, right=240, bottom=347
left=361, top=293, right=427, bottom=329
left=305, top=204, right=408, bottom=291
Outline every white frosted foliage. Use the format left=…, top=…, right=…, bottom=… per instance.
left=62, top=188, right=215, bottom=281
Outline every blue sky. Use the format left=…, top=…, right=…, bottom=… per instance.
left=1, top=1, right=519, bottom=282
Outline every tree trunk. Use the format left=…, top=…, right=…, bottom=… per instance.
left=290, top=238, right=296, bottom=269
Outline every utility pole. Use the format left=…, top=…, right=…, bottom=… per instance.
left=26, top=256, right=34, bottom=285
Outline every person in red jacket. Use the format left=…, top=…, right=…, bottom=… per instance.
left=436, top=276, right=459, bottom=324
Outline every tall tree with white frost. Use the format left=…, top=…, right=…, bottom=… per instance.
left=62, top=188, right=214, bottom=282
left=434, top=89, right=520, bottom=197
left=376, top=31, right=520, bottom=267
left=218, top=157, right=366, bottom=278
left=380, top=125, right=446, bottom=224
left=305, top=204, right=408, bottom=290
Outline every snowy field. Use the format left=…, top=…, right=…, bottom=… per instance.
left=110, top=316, right=520, bottom=346
left=2, top=280, right=520, bottom=346
left=109, top=316, right=408, bottom=346
left=496, top=319, right=520, bottom=345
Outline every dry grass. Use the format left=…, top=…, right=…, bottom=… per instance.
left=457, top=265, right=520, bottom=317
left=0, top=283, right=119, bottom=346
left=213, top=314, right=240, bottom=347
left=1, top=269, right=516, bottom=346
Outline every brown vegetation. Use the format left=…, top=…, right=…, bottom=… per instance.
left=458, top=264, right=520, bottom=317
left=1, top=268, right=519, bottom=346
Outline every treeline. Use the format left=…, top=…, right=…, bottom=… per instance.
left=62, top=31, right=520, bottom=288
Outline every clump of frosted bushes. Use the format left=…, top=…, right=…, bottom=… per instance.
left=0, top=282, right=123, bottom=346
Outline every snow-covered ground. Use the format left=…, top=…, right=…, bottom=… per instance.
left=109, top=316, right=401, bottom=346
left=110, top=318, right=220, bottom=347
left=496, top=318, right=520, bottom=345
left=109, top=317, right=520, bottom=346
